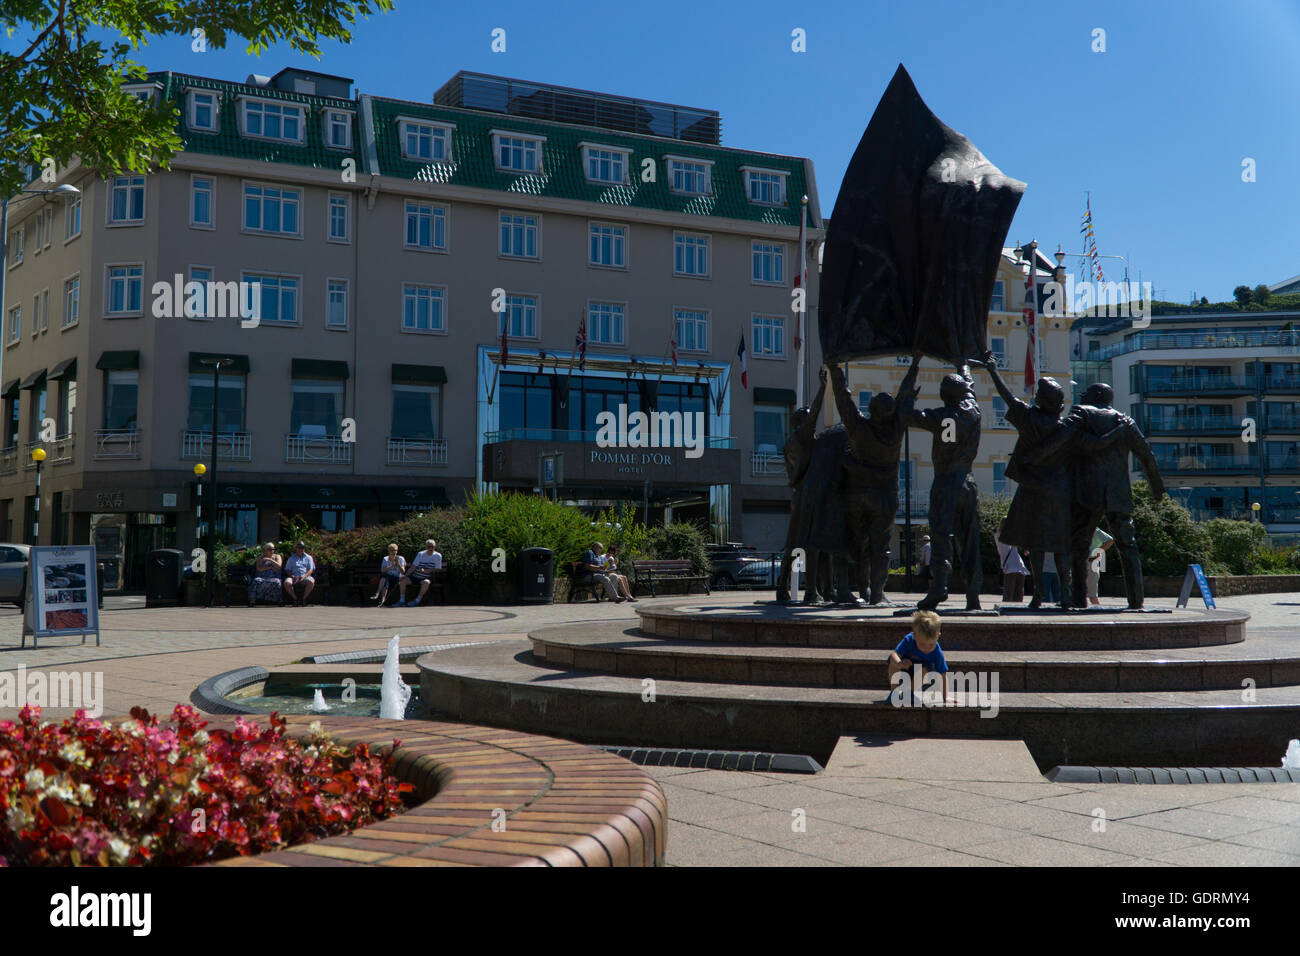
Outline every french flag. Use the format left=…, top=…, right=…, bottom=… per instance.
left=737, top=333, right=748, bottom=389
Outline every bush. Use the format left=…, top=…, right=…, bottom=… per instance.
left=457, top=491, right=597, bottom=593
left=977, top=493, right=1012, bottom=577
left=1204, top=518, right=1267, bottom=575
left=1128, top=481, right=1216, bottom=576
left=643, top=522, right=712, bottom=575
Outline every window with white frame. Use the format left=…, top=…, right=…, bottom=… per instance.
left=405, top=201, right=447, bottom=251
left=582, top=145, right=629, bottom=184
left=190, top=176, right=213, bottom=228
left=673, top=233, right=710, bottom=277
left=992, top=396, right=1008, bottom=428
left=40, top=289, right=48, bottom=331
left=588, top=302, right=625, bottom=346
left=327, top=279, right=348, bottom=329
left=399, top=120, right=452, bottom=162
left=243, top=183, right=301, bottom=236
left=109, top=175, right=145, bottom=223
left=499, top=211, right=539, bottom=258
left=243, top=272, right=299, bottom=324
left=31, top=292, right=40, bottom=335
left=993, top=461, right=1007, bottom=495
left=858, top=390, right=873, bottom=418
left=752, top=242, right=785, bottom=284
left=674, top=309, right=709, bottom=352
left=743, top=168, right=787, bottom=205
left=328, top=193, right=350, bottom=242
left=990, top=335, right=1007, bottom=369
left=241, top=98, right=303, bottom=143
left=667, top=157, right=712, bottom=195
left=62, top=276, right=79, bottom=328
left=30, top=212, right=42, bottom=252
left=751, top=314, right=785, bottom=357
left=188, top=90, right=217, bottom=131
left=990, top=280, right=1006, bottom=312
left=401, top=284, right=445, bottom=333
left=5, top=307, right=18, bottom=344
left=7, top=227, right=20, bottom=265
left=494, top=133, right=543, bottom=173
left=41, top=207, right=52, bottom=249
left=325, top=110, right=352, bottom=150
left=106, top=264, right=143, bottom=315
left=588, top=222, right=625, bottom=268
left=187, top=267, right=213, bottom=319
left=500, top=294, right=538, bottom=338
left=65, top=193, right=81, bottom=240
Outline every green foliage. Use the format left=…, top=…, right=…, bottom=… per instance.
left=589, top=502, right=650, bottom=561
left=1232, top=285, right=1253, bottom=307
left=457, top=491, right=595, bottom=592
left=1204, top=518, right=1268, bottom=574
left=1128, top=481, right=1216, bottom=576
left=977, top=493, right=1013, bottom=576
left=643, top=522, right=712, bottom=575
left=0, top=0, right=394, bottom=196
left=1149, top=290, right=1300, bottom=315
left=1253, top=284, right=1272, bottom=306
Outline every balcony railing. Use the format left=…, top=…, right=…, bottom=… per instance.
left=0, top=445, right=16, bottom=476
left=387, top=437, right=448, bottom=466
left=24, top=435, right=74, bottom=469
left=1145, top=375, right=1255, bottom=395
left=1144, top=414, right=1241, bottom=434
left=484, top=428, right=735, bottom=449
left=1264, top=414, right=1300, bottom=432
left=896, top=491, right=928, bottom=517
left=285, top=433, right=353, bottom=464
left=1153, top=454, right=1258, bottom=472
left=750, top=451, right=785, bottom=476
left=181, top=430, right=252, bottom=462
left=95, top=428, right=140, bottom=459
left=1095, top=330, right=1300, bottom=359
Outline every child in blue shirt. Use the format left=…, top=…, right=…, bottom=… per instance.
left=888, top=610, right=951, bottom=704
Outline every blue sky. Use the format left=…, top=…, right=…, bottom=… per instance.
left=14, top=0, right=1300, bottom=301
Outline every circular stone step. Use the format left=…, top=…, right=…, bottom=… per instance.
left=528, top=624, right=1300, bottom=693
left=636, top=601, right=1248, bottom=651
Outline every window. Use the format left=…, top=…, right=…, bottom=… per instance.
left=327, top=279, right=348, bottom=329
left=8, top=226, right=22, bottom=264
left=187, top=373, right=245, bottom=432
left=31, top=293, right=40, bottom=336
left=188, top=91, right=217, bottom=131
left=243, top=183, right=301, bottom=236
left=754, top=404, right=788, bottom=452
left=493, top=133, right=544, bottom=173
left=64, top=193, right=81, bottom=240
left=582, top=145, right=629, bottom=184
left=674, top=309, right=708, bottom=352
left=752, top=315, right=785, bottom=358
left=28, top=385, right=45, bottom=441
left=62, top=276, right=79, bottom=329
left=674, top=233, right=710, bottom=277
left=328, top=193, right=350, bottom=242
left=993, top=461, right=1007, bottom=495
left=187, top=267, right=213, bottom=319
left=858, top=390, right=873, bottom=417
left=104, top=371, right=138, bottom=429
left=743, top=168, right=787, bottom=205
left=42, top=207, right=53, bottom=248
left=990, top=336, right=1007, bottom=368
left=588, top=222, right=626, bottom=268
left=499, top=373, right=555, bottom=434
left=752, top=242, right=785, bottom=284
left=242, top=99, right=303, bottom=143
left=5, top=307, right=19, bottom=344
left=325, top=110, right=351, bottom=149
left=500, top=294, right=538, bottom=339
left=290, top=378, right=343, bottom=435
left=105, top=264, right=144, bottom=315
left=31, top=211, right=44, bottom=251
left=391, top=384, right=441, bottom=439
left=109, top=175, right=145, bottom=223
left=243, top=273, right=299, bottom=324
left=588, top=302, right=625, bottom=346
left=401, top=284, right=445, bottom=333
left=57, top=378, right=76, bottom=435
left=667, top=158, right=712, bottom=195
left=499, top=211, right=539, bottom=258
left=992, top=396, right=1008, bottom=428
left=405, top=201, right=447, bottom=251
left=399, top=120, right=452, bottom=162
left=4, top=395, right=18, bottom=446
left=990, top=280, right=1006, bottom=312
left=190, top=176, right=213, bottom=228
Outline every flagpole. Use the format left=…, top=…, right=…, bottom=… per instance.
left=796, top=195, right=808, bottom=409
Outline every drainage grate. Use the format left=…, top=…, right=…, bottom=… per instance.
left=1047, top=766, right=1300, bottom=784
left=599, top=746, right=822, bottom=774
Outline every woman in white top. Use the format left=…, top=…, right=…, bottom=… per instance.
left=374, top=543, right=408, bottom=607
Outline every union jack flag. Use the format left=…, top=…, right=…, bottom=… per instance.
left=1023, top=255, right=1037, bottom=397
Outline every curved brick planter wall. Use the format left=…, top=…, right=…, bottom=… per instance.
left=205, top=715, right=666, bottom=867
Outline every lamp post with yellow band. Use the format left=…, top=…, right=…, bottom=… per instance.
left=30, top=446, right=46, bottom=545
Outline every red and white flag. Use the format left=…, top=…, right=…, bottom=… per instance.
left=793, top=200, right=807, bottom=352
left=1022, top=257, right=1037, bottom=397
left=737, top=333, right=748, bottom=389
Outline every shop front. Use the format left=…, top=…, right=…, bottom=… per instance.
left=64, top=485, right=192, bottom=591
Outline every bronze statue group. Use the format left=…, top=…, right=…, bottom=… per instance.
left=776, top=353, right=1166, bottom=612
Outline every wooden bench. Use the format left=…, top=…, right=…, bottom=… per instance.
left=629, top=559, right=710, bottom=598
left=567, top=560, right=607, bottom=603
left=344, top=563, right=449, bottom=606
left=224, top=563, right=333, bottom=605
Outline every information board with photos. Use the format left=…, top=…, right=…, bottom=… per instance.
left=23, top=546, right=101, bottom=647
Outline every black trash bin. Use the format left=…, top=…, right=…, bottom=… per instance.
left=518, top=547, right=555, bottom=604
left=145, top=548, right=185, bottom=607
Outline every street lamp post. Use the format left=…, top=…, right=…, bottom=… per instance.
left=198, top=358, right=234, bottom=607
left=193, top=461, right=206, bottom=552
left=30, top=447, right=45, bottom=544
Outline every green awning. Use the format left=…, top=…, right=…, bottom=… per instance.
left=96, top=350, right=139, bottom=370
left=391, top=364, right=447, bottom=385
left=47, top=358, right=76, bottom=381
left=20, top=369, right=46, bottom=389
left=276, top=483, right=372, bottom=510
left=216, top=482, right=279, bottom=508
left=375, top=485, right=450, bottom=511
left=754, top=387, right=798, bottom=406
left=1, top=379, right=18, bottom=399
left=189, top=353, right=250, bottom=374
left=291, top=358, right=350, bottom=379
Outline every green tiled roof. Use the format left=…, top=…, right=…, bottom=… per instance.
left=369, top=97, right=810, bottom=227
left=155, top=72, right=361, bottom=171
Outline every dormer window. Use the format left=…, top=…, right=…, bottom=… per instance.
left=398, top=118, right=453, bottom=162
left=122, top=83, right=162, bottom=106
left=240, top=98, right=304, bottom=144
left=742, top=166, right=788, bottom=206
left=666, top=156, right=713, bottom=196
left=324, top=109, right=352, bottom=150
left=188, top=90, right=218, bottom=132
left=580, top=144, right=630, bottom=185
left=492, top=131, right=545, bottom=174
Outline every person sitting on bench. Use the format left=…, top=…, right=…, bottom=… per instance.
left=374, top=542, right=407, bottom=607
left=603, top=545, right=637, bottom=602
left=402, top=539, right=443, bottom=606
left=282, top=541, right=316, bottom=606
left=581, top=542, right=624, bottom=602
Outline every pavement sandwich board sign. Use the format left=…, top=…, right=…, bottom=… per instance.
left=23, top=546, right=101, bottom=649
left=1176, top=563, right=1215, bottom=609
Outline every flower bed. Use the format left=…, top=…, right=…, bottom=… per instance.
left=0, top=705, right=411, bottom=866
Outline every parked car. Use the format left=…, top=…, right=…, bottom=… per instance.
left=706, top=542, right=780, bottom=590
left=0, top=543, right=31, bottom=605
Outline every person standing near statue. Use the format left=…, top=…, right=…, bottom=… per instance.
left=903, top=354, right=983, bottom=611
left=775, top=369, right=828, bottom=602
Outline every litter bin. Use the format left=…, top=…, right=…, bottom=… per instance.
left=518, top=547, right=554, bottom=604
left=96, top=561, right=105, bottom=610
left=145, top=548, right=185, bottom=608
